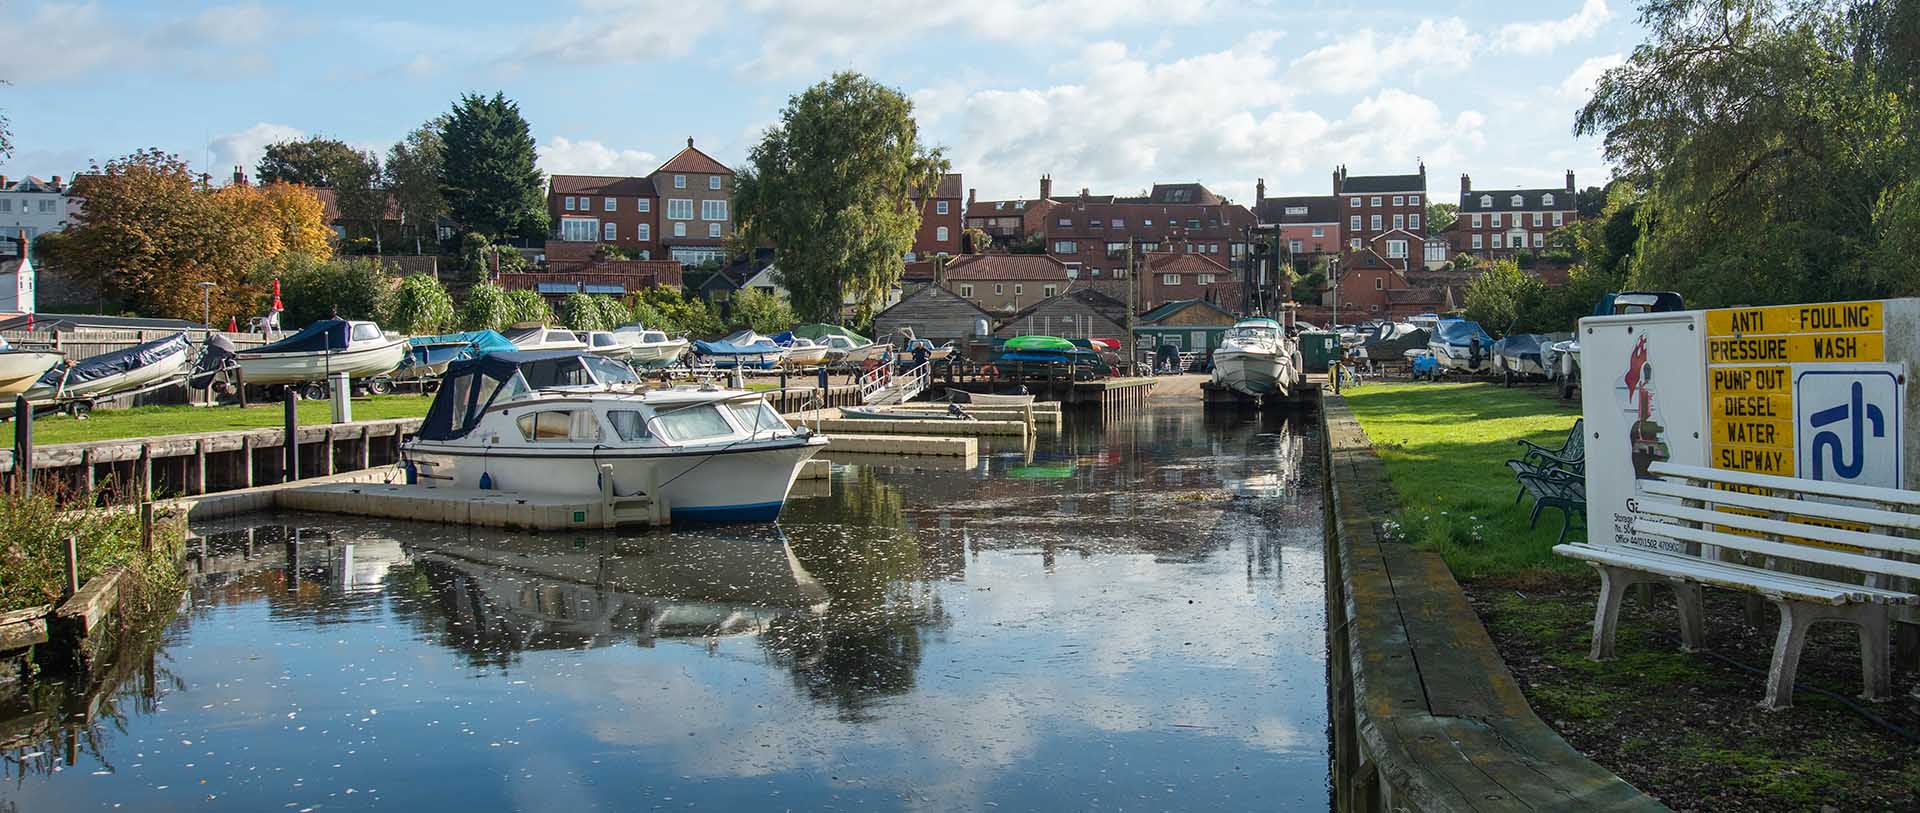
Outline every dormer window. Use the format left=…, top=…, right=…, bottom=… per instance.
left=1542, top=193, right=1555, bottom=206
left=1511, top=194, right=1524, bottom=206
left=1479, top=195, right=1493, bottom=208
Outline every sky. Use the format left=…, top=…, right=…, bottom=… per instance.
left=0, top=0, right=1641, bottom=205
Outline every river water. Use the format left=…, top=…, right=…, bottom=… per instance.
left=0, top=404, right=1328, bottom=811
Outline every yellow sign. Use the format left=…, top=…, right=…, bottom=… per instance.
left=1714, top=417, right=1793, bottom=447
left=1708, top=366, right=1789, bottom=395
left=1706, top=332, right=1884, bottom=365
left=1705, top=301, right=1883, bottom=336
left=1712, top=393, right=1793, bottom=420
left=1712, top=443, right=1796, bottom=475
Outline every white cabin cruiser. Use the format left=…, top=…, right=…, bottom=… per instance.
left=1210, top=317, right=1299, bottom=397
left=402, top=350, right=827, bottom=523
left=779, top=337, right=830, bottom=368
left=582, top=330, right=633, bottom=360
left=504, top=324, right=589, bottom=353
left=234, top=319, right=406, bottom=386
left=612, top=325, right=690, bottom=369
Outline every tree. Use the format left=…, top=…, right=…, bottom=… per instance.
left=962, top=227, right=991, bottom=254
left=0, top=78, right=12, bottom=158
left=634, top=285, right=723, bottom=337
left=256, top=137, right=359, bottom=187
left=505, top=288, right=552, bottom=325
left=730, top=288, right=796, bottom=334
left=1574, top=185, right=1608, bottom=219
left=460, top=281, right=514, bottom=331
left=267, top=255, right=391, bottom=327
left=1575, top=0, right=1920, bottom=307
left=1463, top=260, right=1545, bottom=333
left=1425, top=202, right=1457, bottom=236
left=386, top=119, right=448, bottom=254
left=561, top=292, right=612, bottom=332
left=438, top=93, right=547, bottom=240
left=256, top=183, right=335, bottom=258
left=385, top=273, right=454, bottom=334
left=733, top=72, right=948, bottom=324
left=333, top=149, right=386, bottom=254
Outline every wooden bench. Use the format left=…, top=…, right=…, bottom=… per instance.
left=1556, top=461, right=1920, bottom=710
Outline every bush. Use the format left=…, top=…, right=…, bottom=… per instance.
left=460, top=282, right=514, bottom=331
left=729, top=288, right=796, bottom=334
left=261, top=254, right=391, bottom=328
left=635, top=285, right=723, bottom=337
left=562, top=292, right=611, bottom=332
left=505, top=288, right=552, bottom=325
left=384, top=274, right=454, bottom=334
left=0, top=491, right=185, bottom=614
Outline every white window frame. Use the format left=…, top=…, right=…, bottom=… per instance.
left=1543, top=193, right=1555, bottom=206
left=1471, top=213, right=1483, bottom=228
left=1162, top=273, right=1180, bottom=285
left=1533, top=232, right=1544, bottom=248
left=668, top=199, right=694, bottom=220
left=708, top=223, right=722, bottom=238
left=701, top=200, right=728, bottom=221
left=1392, top=196, right=1404, bottom=206
left=604, top=197, right=616, bottom=212
left=1410, top=214, right=1421, bottom=230
left=1392, top=214, right=1404, bottom=229
left=1491, top=234, right=1503, bottom=248
left=1349, top=238, right=1361, bottom=250
left=638, top=199, right=651, bottom=213
left=936, top=200, right=949, bottom=215
left=1053, top=240, right=1077, bottom=253
left=1370, top=196, right=1381, bottom=206
left=1014, top=284, right=1023, bottom=295
left=1198, top=273, right=1215, bottom=285
left=1532, top=212, right=1544, bottom=227
left=564, top=196, right=576, bottom=211
left=1491, top=213, right=1503, bottom=228
left=1410, top=195, right=1421, bottom=205
left=638, top=223, right=651, bottom=241
left=1472, top=234, right=1483, bottom=249
left=1349, top=197, right=1360, bottom=207
left=560, top=218, right=598, bottom=242
left=1349, top=215, right=1360, bottom=230
left=1289, top=239, right=1303, bottom=253
left=1387, top=239, right=1407, bottom=258
left=1511, top=194, right=1524, bottom=206
left=1369, top=215, right=1382, bottom=230
left=1311, top=226, right=1324, bottom=237
left=1553, top=212, right=1564, bottom=227
left=603, top=222, right=617, bottom=241
left=959, top=284, right=974, bottom=297
left=709, top=176, right=721, bottom=190
left=936, top=226, right=949, bottom=242
left=674, top=174, right=687, bottom=189
left=674, top=222, right=686, bottom=237
left=1043, top=285, right=1057, bottom=297
left=1374, top=277, right=1384, bottom=290
left=1479, top=195, right=1492, bottom=208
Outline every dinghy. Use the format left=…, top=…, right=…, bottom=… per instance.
left=24, top=331, right=193, bottom=408
left=232, top=319, right=406, bottom=386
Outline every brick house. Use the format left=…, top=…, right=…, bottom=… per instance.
left=963, top=186, right=1053, bottom=247
left=1034, top=179, right=1257, bottom=298
left=1332, top=164, right=1427, bottom=271
left=1252, top=184, right=1341, bottom=271
left=498, top=258, right=683, bottom=306
left=909, top=172, right=964, bottom=260
left=1142, top=250, right=1242, bottom=313
left=549, top=175, right=659, bottom=256
left=1450, top=171, right=1579, bottom=259
left=943, top=253, right=1070, bottom=315
left=1325, top=227, right=1431, bottom=320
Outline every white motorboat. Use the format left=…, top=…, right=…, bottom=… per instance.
left=25, top=331, right=193, bottom=405
left=503, top=323, right=589, bottom=353
left=402, top=350, right=827, bottom=523
left=779, top=337, right=830, bottom=368
left=836, top=337, right=889, bottom=365
left=694, top=330, right=788, bottom=369
left=0, top=338, right=64, bottom=400
left=947, top=388, right=1035, bottom=407
left=582, top=330, right=633, bottom=360
left=234, top=319, right=406, bottom=386
left=1210, top=317, right=1299, bottom=397
left=612, top=325, right=690, bottom=369
left=1429, top=319, right=1495, bottom=373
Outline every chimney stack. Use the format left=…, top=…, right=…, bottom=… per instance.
left=1418, top=159, right=1426, bottom=178
left=968, top=187, right=976, bottom=206
left=233, top=166, right=247, bottom=187
left=1460, top=173, right=1471, bottom=196
left=1256, top=178, right=1266, bottom=205
left=1565, top=169, right=1575, bottom=193
left=687, top=136, right=695, bottom=148
left=0, top=175, right=9, bottom=190
left=1039, top=174, right=1053, bottom=200
left=50, top=175, right=62, bottom=190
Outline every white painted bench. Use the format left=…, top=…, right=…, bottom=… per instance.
left=1554, top=461, right=1920, bottom=710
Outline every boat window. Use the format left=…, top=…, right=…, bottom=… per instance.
left=642, top=332, right=667, bottom=343
left=521, top=357, right=594, bottom=389
left=608, top=410, right=650, bottom=441
left=581, top=355, right=641, bottom=385
left=548, top=330, right=579, bottom=344
left=590, top=333, right=614, bottom=347
left=351, top=323, right=382, bottom=342
left=516, top=410, right=600, bottom=442
left=726, top=401, right=789, bottom=434
left=654, top=405, right=737, bottom=442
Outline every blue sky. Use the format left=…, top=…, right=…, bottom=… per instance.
left=0, top=0, right=1641, bottom=204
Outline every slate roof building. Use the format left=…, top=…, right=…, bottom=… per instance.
left=993, top=288, right=1130, bottom=343
left=943, top=254, right=1070, bottom=315
left=545, top=137, right=735, bottom=270
left=1448, top=171, right=1579, bottom=259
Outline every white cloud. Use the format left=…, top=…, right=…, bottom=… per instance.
left=1496, top=0, right=1612, bottom=55
left=924, top=34, right=1480, bottom=200
left=514, top=0, right=722, bottom=65
left=737, top=0, right=1222, bottom=74
left=0, top=1, right=272, bottom=83
left=1285, top=18, right=1480, bottom=95
left=207, top=123, right=306, bottom=177
left=537, top=137, right=662, bottom=176
left=1557, top=52, right=1624, bottom=102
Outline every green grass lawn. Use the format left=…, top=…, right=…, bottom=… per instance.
left=1342, top=381, right=1583, bottom=580
left=2, top=395, right=433, bottom=448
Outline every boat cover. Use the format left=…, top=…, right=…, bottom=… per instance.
left=407, top=330, right=515, bottom=367
left=1357, top=323, right=1429, bottom=359
left=418, top=350, right=594, bottom=441
left=36, top=331, right=189, bottom=389
left=1004, top=335, right=1075, bottom=352
left=694, top=338, right=778, bottom=356
left=1433, top=319, right=1493, bottom=347
left=189, top=334, right=237, bottom=388
left=788, top=323, right=871, bottom=344
left=1493, top=333, right=1546, bottom=364
left=252, top=319, right=355, bottom=354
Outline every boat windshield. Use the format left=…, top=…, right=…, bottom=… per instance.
left=726, top=400, right=790, bottom=435
left=582, top=355, right=641, bottom=385
left=642, top=332, right=669, bottom=343
left=1227, top=326, right=1279, bottom=342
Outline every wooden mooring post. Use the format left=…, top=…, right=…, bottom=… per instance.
left=63, top=537, right=79, bottom=598
left=283, top=390, right=298, bottom=484
left=14, top=394, right=31, bottom=500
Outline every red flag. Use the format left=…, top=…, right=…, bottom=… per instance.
left=24, top=314, right=32, bottom=330
left=227, top=316, right=238, bottom=332
left=272, top=278, right=283, bottom=312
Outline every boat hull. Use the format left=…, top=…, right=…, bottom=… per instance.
left=627, top=341, right=688, bottom=369
left=948, top=389, right=1035, bottom=406
left=1211, top=350, right=1290, bottom=397
left=0, top=352, right=65, bottom=399
left=702, top=350, right=784, bottom=370
left=25, top=343, right=191, bottom=402
left=235, top=338, right=407, bottom=385
left=781, top=346, right=830, bottom=367
left=404, top=437, right=827, bottom=522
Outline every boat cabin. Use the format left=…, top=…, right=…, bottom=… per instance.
left=504, top=325, right=583, bottom=349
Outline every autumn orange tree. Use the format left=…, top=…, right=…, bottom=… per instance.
left=51, top=150, right=333, bottom=324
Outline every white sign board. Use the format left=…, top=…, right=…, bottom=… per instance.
left=1579, top=311, right=1706, bottom=551
left=1793, top=364, right=1904, bottom=488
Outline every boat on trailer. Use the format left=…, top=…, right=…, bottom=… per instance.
left=22, top=331, right=194, bottom=413
left=402, top=350, right=827, bottom=523
left=234, top=319, right=407, bottom=387
left=611, top=325, right=690, bottom=369
left=0, top=337, right=66, bottom=401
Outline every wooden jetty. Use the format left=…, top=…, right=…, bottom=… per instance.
left=1201, top=373, right=1327, bottom=409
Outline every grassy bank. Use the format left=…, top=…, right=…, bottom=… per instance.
left=2, top=396, right=432, bottom=448
left=1341, top=381, right=1581, bottom=579
left=1344, top=380, right=1920, bottom=809
left=0, top=493, right=185, bottom=614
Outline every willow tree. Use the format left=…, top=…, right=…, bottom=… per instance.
left=733, top=72, right=947, bottom=324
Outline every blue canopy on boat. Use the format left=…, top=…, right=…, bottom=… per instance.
left=694, top=339, right=775, bottom=356
left=36, top=331, right=189, bottom=389
left=252, top=319, right=355, bottom=354
left=1433, top=319, right=1493, bottom=347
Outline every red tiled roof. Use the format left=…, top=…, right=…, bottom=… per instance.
left=966, top=198, right=1046, bottom=218
left=902, top=259, right=941, bottom=282
left=307, top=188, right=402, bottom=223
left=550, top=175, right=656, bottom=196
left=943, top=253, right=1069, bottom=281
left=655, top=138, right=732, bottom=175
left=1145, top=252, right=1231, bottom=273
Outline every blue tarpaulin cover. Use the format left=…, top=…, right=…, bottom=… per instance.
left=1433, top=319, right=1493, bottom=347
left=36, top=331, right=189, bottom=389
left=251, top=320, right=353, bottom=354
left=407, top=330, right=516, bottom=367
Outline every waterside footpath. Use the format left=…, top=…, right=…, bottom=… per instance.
left=1320, top=393, right=1665, bottom=811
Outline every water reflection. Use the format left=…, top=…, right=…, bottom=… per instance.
left=0, top=404, right=1330, bottom=811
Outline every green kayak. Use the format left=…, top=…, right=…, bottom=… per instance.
left=1004, top=335, right=1075, bottom=352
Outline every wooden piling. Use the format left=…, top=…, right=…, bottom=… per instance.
left=282, top=391, right=298, bottom=484
left=14, top=395, right=31, bottom=500
left=140, top=503, right=155, bottom=553
left=63, top=537, right=79, bottom=598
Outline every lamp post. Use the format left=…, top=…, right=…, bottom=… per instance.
left=198, top=282, right=217, bottom=330
left=1328, top=256, right=1342, bottom=329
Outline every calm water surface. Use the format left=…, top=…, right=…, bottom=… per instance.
left=0, top=404, right=1328, bottom=811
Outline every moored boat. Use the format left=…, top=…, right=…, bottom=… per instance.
left=694, top=330, right=787, bottom=369
left=582, top=330, right=634, bottom=360
left=947, top=387, right=1035, bottom=407
left=1429, top=319, right=1495, bottom=373
left=401, top=331, right=517, bottom=379
left=1210, top=317, right=1297, bottom=397
left=234, top=319, right=406, bottom=386
left=839, top=405, right=977, bottom=421
left=402, top=350, right=827, bottom=523
left=777, top=336, right=830, bottom=368
left=503, top=323, right=589, bottom=352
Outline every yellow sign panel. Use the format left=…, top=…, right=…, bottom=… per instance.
left=1706, top=301, right=1883, bottom=336
left=1712, top=417, right=1793, bottom=447
left=1712, top=393, right=1793, bottom=420
left=1708, top=366, right=1790, bottom=395
left=1705, top=332, right=1884, bottom=365
left=1712, top=443, right=1796, bottom=476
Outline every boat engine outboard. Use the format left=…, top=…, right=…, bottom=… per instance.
left=190, top=334, right=239, bottom=391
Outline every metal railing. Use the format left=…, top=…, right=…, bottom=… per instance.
left=858, top=364, right=894, bottom=403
